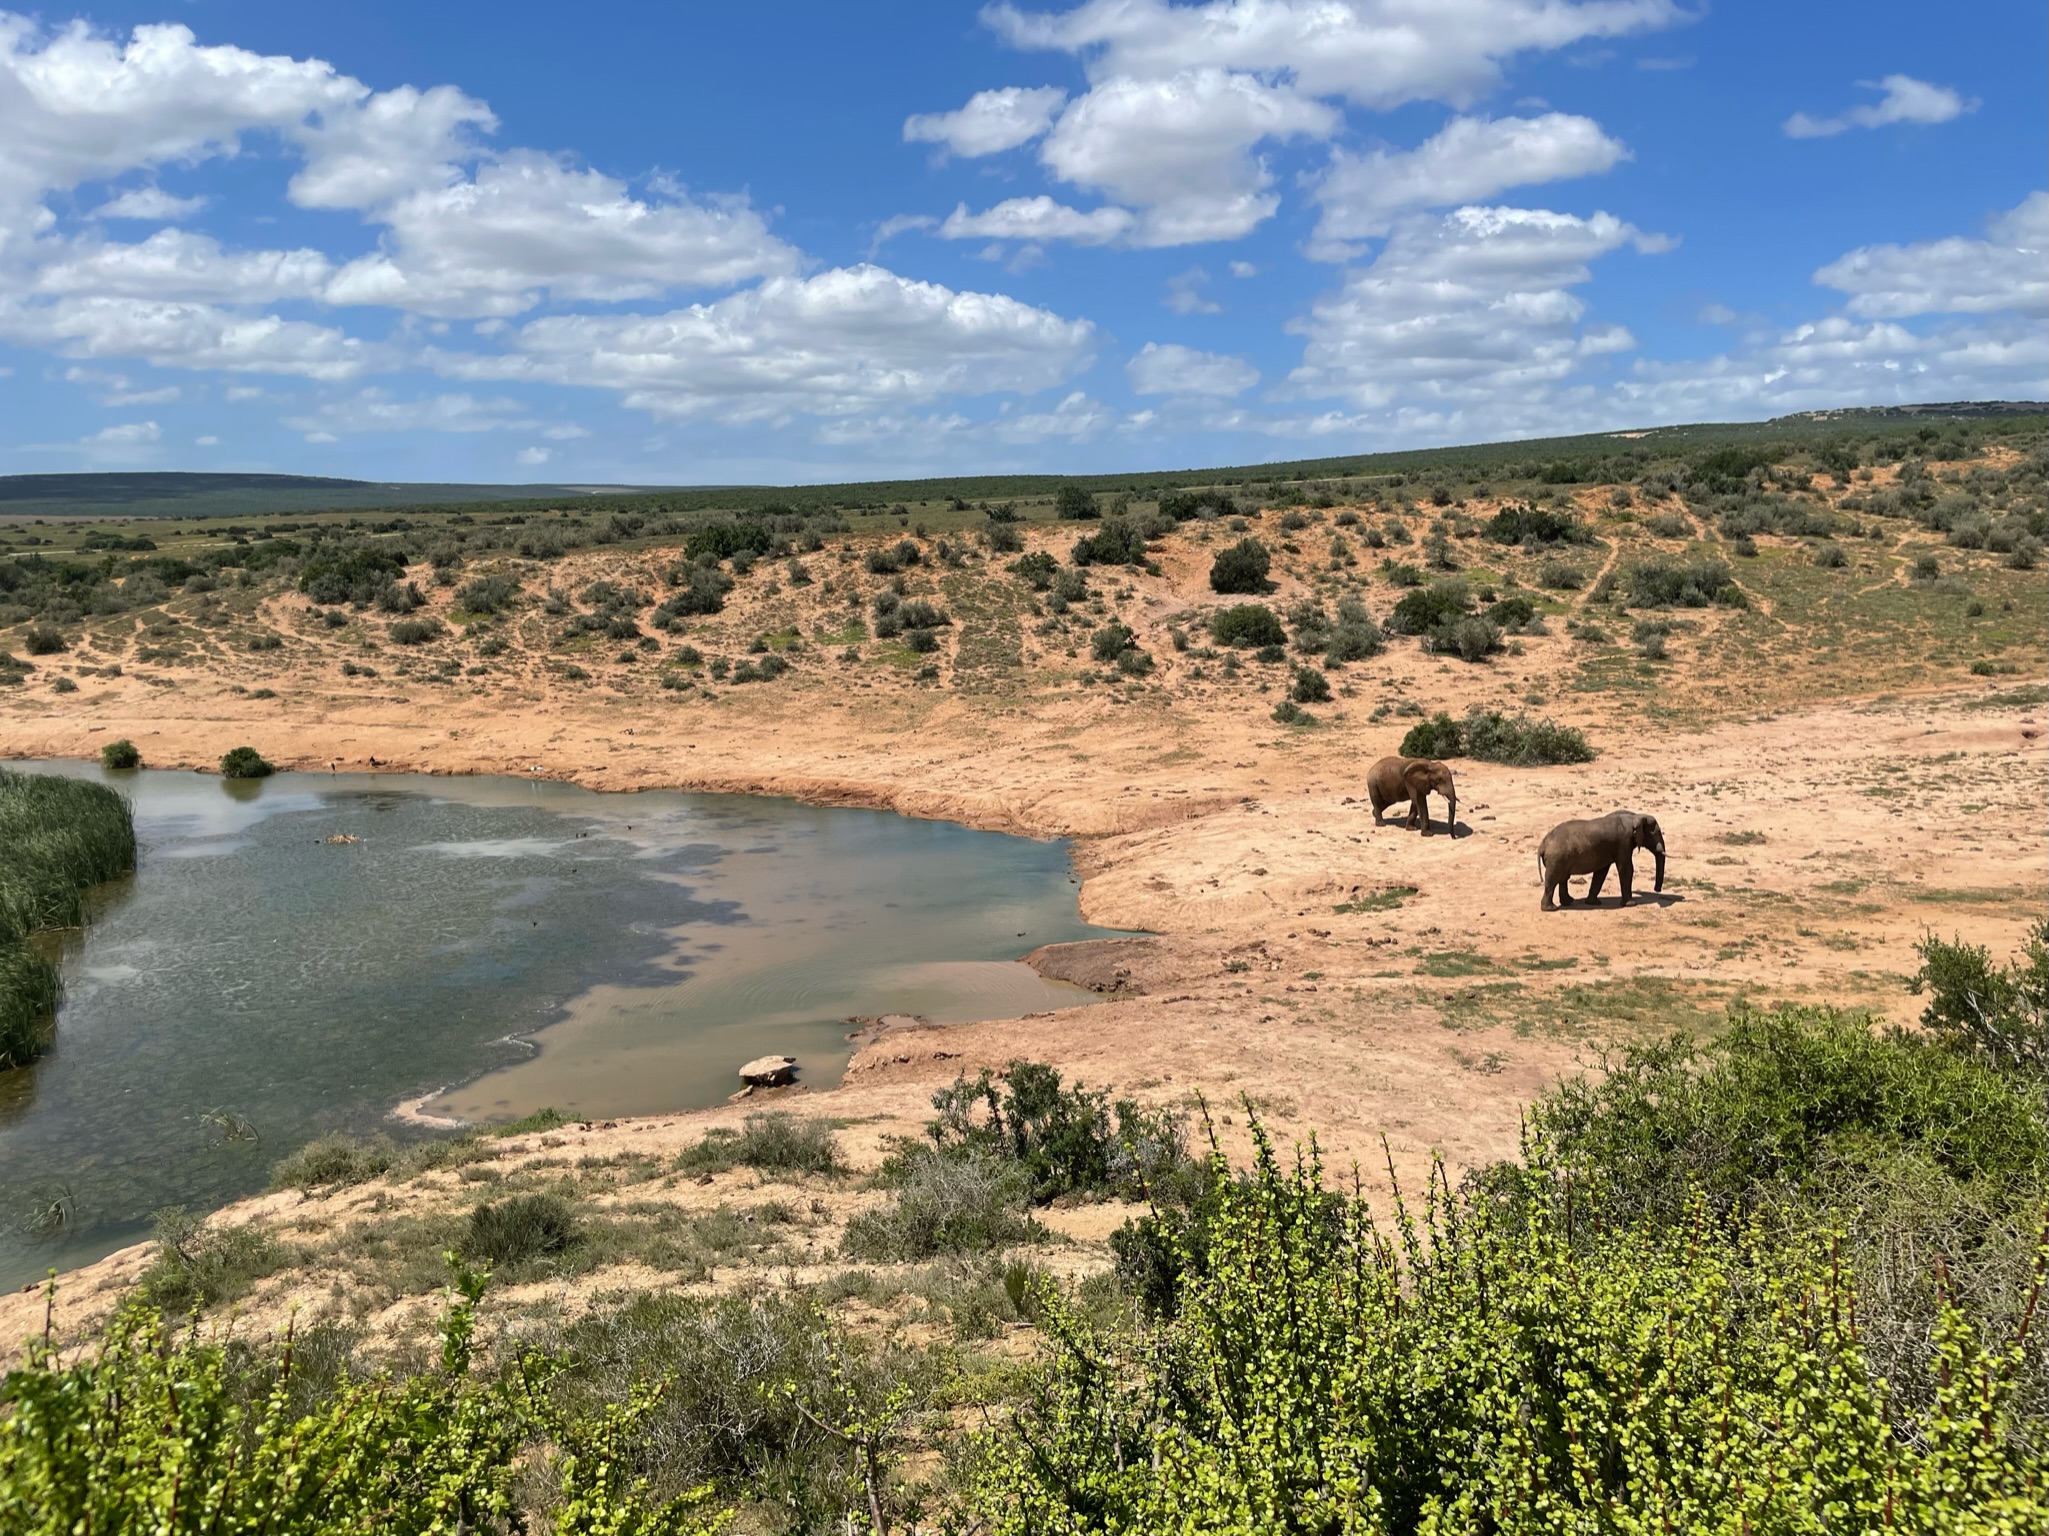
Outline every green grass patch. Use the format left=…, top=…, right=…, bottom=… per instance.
left=1413, top=948, right=1498, bottom=977
left=1334, top=886, right=1417, bottom=914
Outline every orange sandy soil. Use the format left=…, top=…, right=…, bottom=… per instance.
left=3, top=475, right=2043, bottom=1354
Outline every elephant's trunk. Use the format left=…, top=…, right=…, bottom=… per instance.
left=1652, top=840, right=1666, bottom=893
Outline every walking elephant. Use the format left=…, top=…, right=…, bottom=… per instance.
left=1366, top=756, right=1458, bottom=835
left=1538, top=811, right=1666, bottom=911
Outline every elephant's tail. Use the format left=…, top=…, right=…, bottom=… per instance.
left=1535, top=849, right=1545, bottom=886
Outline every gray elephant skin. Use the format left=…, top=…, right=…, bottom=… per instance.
left=1366, top=756, right=1458, bottom=835
left=1538, top=811, right=1666, bottom=911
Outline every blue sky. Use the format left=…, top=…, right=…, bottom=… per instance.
left=0, top=1, right=2041, bottom=484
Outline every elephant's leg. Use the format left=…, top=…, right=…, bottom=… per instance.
left=1541, top=874, right=1559, bottom=911
left=1617, top=862, right=1635, bottom=905
left=1585, top=862, right=1609, bottom=902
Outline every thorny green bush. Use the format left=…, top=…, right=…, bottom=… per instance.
left=976, top=1105, right=2049, bottom=1534
left=0, top=1265, right=730, bottom=1535
left=218, top=745, right=274, bottom=779
left=1625, top=557, right=1744, bottom=608
left=1208, top=537, right=1271, bottom=594
left=135, top=1206, right=292, bottom=1315
left=840, top=1144, right=1042, bottom=1262
left=1209, top=603, right=1286, bottom=649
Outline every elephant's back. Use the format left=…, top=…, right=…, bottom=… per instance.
left=1366, top=755, right=1411, bottom=794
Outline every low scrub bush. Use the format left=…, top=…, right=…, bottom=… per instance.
left=1422, top=614, right=1504, bottom=662
left=1071, top=518, right=1149, bottom=567
left=1053, top=484, right=1100, bottom=520
left=98, top=738, right=141, bottom=770
left=684, top=520, right=775, bottom=564
left=21, top=625, right=66, bottom=655
left=841, top=1145, right=1040, bottom=1261
left=1289, top=665, right=1331, bottom=704
left=1483, top=503, right=1590, bottom=545
left=1322, top=599, right=1384, bottom=663
left=219, top=745, right=274, bottom=779
left=455, top=572, right=520, bottom=613
left=388, top=617, right=443, bottom=645
left=1209, top=603, right=1285, bottom=649
left=464, top=1192, right=578, bottom=1270
left=1090, top=622, right=1136, bottom=663
left=1009, top=550, right=1058, bottom=590
left=270, top=1131, right=398, bottom=1191
left=1398, top=707, right=1595, bottom=765
left=136, top=1205, right=291, bottom=1314
left=1537, top=558, right=1585, bottom=589
left=1627, top=557, right=1743, bottom=608
left=919, top=1060, right=1192, bottom=1207
left=1207, top=538, right=1271, bottom=594
left=676, top=1112, right=846, bottom=1176
left=1386, top=579, right=1471, bottom=636
left=1157, top=488, right=1238, bottom=521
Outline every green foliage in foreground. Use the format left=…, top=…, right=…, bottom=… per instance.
left=0, top=766, right=136, bottom=1068
left=1399, top=707, right=1596, bottom=765
left=0, top=1262, right=729, bottom=1535
left=982, top=1119, right=2049, bottom=1533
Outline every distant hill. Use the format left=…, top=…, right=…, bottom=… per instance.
left=4, top=401, right=2041, bottom=520
left=0, top=472, right=614, bottom=521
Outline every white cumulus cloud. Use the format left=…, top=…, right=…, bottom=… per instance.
left=904, top=85, right=1067, bottom=156
left=1813, top=192, right=2046, bottom=319
left=1288, top=205, right=1658, bottom=412
left=1784, top=74, right=1978, bottom=139
left=1128, top=341, right=1258, bottom=396
left=1311, top=113, right=1628, bottom=255
left=433, top=265, right=1096, bottom=423
left=937, top=197, right=1135, bottom=245
left=92, top=185, right=207, bottom=221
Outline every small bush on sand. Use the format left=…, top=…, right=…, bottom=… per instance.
left=1290, top=665, right=1331, bottom=704
left=1208, top=538, right=1271, bottom=594
left=840, top=1145, right=1040, bottom=1261
left=456, top=573, right=521, bottom=613
left=21, top=626, right=67, bottom=656
left=676, top=1113, right=846, bottom=1176
left=1209, top=604, right=1286, bottom=649
left=136, top=1206, right=290, bottom=1314
left=464, top=1192, right=577, bottom=1270
left=270, top=1132, right=398, bottom=1192
left=388, top=617, right=444, bottom=645
left=1400, top=708, right=1595, bottom=765
left=99, top=739, right=141, bottom=770
left=1627, top=558, right=1743, bottom=608
left=1071, top=518, right=1150, bottom=567
left=219, top=746, right=274, bottom=779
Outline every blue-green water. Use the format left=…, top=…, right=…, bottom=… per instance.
left=0, top=765, right=1115, bottom=1290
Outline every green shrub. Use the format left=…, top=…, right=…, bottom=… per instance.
left=1053, top=484, right=1100, bottom=520
left=270, top=1132, right=398, bottom=1192
left=1423, top=615, right=1503, bottom=662
left=1208, top=604, right=1285, bottom=648
left=1208, top=538, right=1271, bottom=594
left=98, top=739, right=141, bottom=770
left=1483, top=503, right=1590, bottom=545
left=1158, top=488, right=1238, bottom=521
left=1386, top=579, right=1471, bottom=636
left=1627, top=558, right=1742, bottom=608
left=1010, top=550, right=1058, bottom=590
left=1398, top=707, right=1595, bottom=765
left=677, top=1112, right=846, bottom=1176
left=1537, top=558, right=1585, bottom=589
left=683, top=520, right=774, bottom=563
left=1071, top=519, right=1149, bottom=566
left=841, top=1145, right=1040, bottom=1260
left=1911, top=920, right=2047, bottom=1071
left=456, top=572, right=521, bottom=613
left=918, top=1061, right=1190, bottom=1207
left=21, top=625, right=67, bottom=655
left=975, top=1113, right=2049, bottom=1532
left=1323, top=599, right=1384, bottom=663
left=464, top=1192, right=578, bottom=1270
left=1091, top=622, right=1136, bottom=663
left=1290, top=665, right=1331, bottom=704
left=1813, top=542, right=1849, bottom=568
left=218, top=746, right=274, bottom=779
left=388, top=617, right=443, bottom=645
left=135, top=1206, right=291, bottom=1314
left=0, top=1279, right=728, bottom=1535
left=903, top=627, right=939, bottom=654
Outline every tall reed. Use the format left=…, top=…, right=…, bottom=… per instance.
left=0, top=766, right=137, bottom=1068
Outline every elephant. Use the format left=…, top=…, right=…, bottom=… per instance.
left=1538, top=811, right=1666, bottom=911
left=1366, top=756, right=1458, bottom=835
